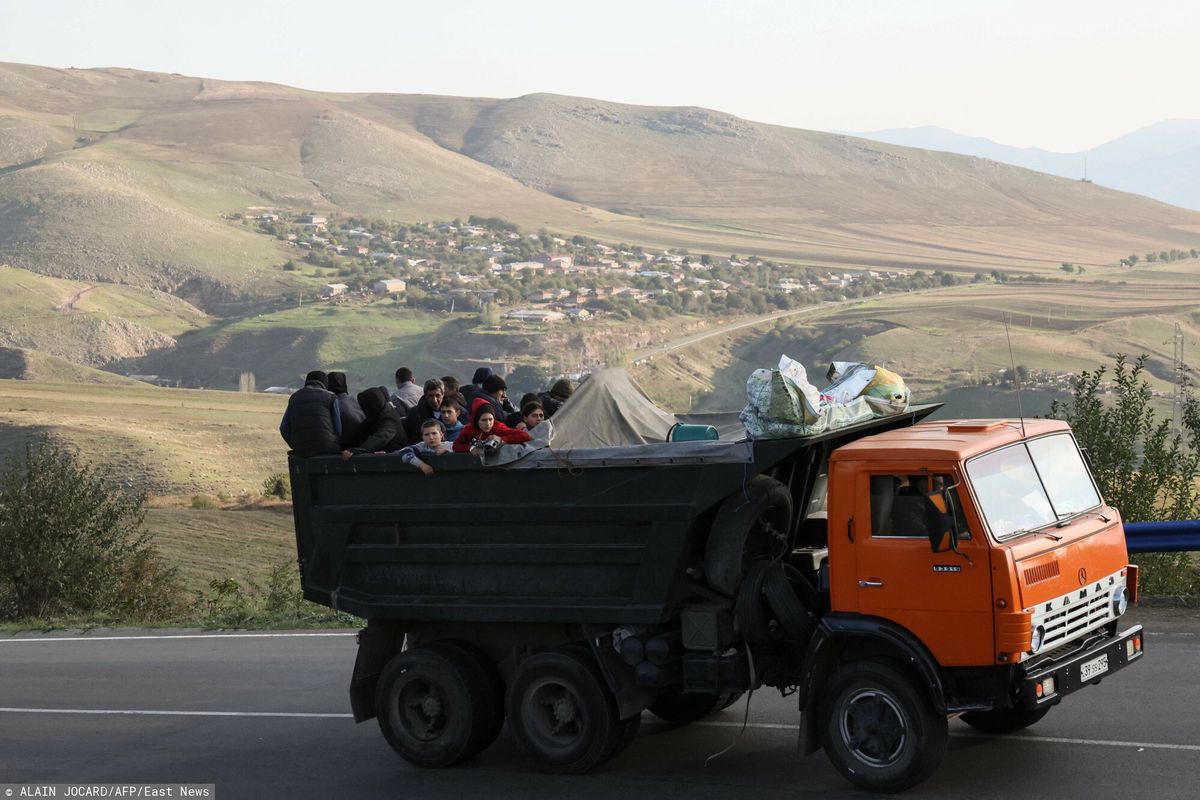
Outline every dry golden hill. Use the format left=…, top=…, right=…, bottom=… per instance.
left=3, top=61, right=1199, bottom=309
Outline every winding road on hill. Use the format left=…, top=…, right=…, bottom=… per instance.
left=631, top=302, right=832, bottom=364
left=54, top=283, right=96, bottom=313
left=0, top=607, right=1195, bottom=799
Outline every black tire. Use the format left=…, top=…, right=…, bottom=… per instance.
left=704, top=476, right=793, bottom=596
left=375, top=645, right=488, bottom=768
left=961, top=706, right=1050, bottom=734
left=506, top=648, right=620, bottom=774
left=763, top=564, right=816, bottom=643
left=648, top=688, right=741, bottom=725
left=734, top=561, right=774, bottom=643
left=606, top=713, right=642, bottom=759
left=429, top=641, right=505, bottom=756
left=820, top=660, right=948, bottom=793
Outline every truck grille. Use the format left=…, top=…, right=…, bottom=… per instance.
left=1027, top=568, right=1123, bottom=656
left=1039, top=591, right=1111, bottom=649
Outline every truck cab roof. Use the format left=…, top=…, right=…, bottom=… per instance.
left=830, top=418, right=1072, bottom=464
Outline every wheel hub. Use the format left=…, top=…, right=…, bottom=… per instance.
left=841, top=689, right=907, bottom=767
left=552, top=695, right=578, bottom=725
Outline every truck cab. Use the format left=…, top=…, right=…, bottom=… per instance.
left=804, top=418, right=1143, bottom=788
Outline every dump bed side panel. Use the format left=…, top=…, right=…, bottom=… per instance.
left=292, top=455, right=750, bottom=623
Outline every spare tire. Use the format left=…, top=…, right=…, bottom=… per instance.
left=763, top=565, right=816, bottom=644
left=704, top=476, right=793, bottom=596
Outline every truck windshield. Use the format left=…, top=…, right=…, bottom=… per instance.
left=966, top=433, right=1101, bottom=540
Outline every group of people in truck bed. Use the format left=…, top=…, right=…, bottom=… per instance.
left=279, top=366, right=572, bottom=473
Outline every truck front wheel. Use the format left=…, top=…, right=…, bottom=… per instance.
left=375, top=645, right=490, bottom=768
left=506, top=649, right=619, bottom=774
left=820, top=660, right=947, bottom=793
left=961, top=706, right=1050, bottom=734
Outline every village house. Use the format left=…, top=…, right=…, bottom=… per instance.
left=299, top=213, right=327, bottom=226
left=494, top=261, right=544, bottom=275
left=372, top=279, right=407, bottom=295
left=320, top=283, right=349, bottom=298
left=505, top=308, right=567, bottom=323
left=536, top=253, right=573, bottom=270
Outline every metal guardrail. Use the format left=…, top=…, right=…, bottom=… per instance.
left=1124, top=521, right=1200, bottom=554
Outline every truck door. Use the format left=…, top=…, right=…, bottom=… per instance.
left=853, top=468, right=994, bottom=667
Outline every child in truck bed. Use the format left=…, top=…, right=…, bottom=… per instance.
left=397, top=419, right=452, bottom=475
left=453, top=398, right=532, bottom=455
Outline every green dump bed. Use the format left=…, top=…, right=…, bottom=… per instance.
left=290, top=407, right=938, bottom=623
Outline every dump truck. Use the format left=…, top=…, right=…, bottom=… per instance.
left=289, top=406, right=1144, bottom=792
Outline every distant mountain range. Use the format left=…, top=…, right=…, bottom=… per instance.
left=847, top=120, right=1200, bottom=211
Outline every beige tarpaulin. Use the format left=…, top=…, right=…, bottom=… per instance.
left=548, top=369, right=680, bottom=448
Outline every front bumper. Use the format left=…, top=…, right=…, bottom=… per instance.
left=1019, top=624, right=1144, bottom=710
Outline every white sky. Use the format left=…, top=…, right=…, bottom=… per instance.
left=2, top=0, right=1198, bottom=152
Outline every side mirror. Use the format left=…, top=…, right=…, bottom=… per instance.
left=927, top=484, right=962, bottom=554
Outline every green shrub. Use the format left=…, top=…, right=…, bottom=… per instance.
left=262, top=472, right=291, bottom=500
left=0, top=438, right=183, bottom=620
left=1050, top=355, right=1200, bottom=596
left=191, top=562, right=355, bottom=627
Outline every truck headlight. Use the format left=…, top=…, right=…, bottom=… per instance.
left=1030, top=624, right=1046, bottom=653
left=1111, top=586, right=1128, bottom=617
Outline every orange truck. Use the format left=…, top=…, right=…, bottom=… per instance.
left=291, top=408, right=1143, bottom=793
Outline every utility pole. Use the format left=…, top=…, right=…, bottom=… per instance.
left=1172, top=322, right=1185, bottom=433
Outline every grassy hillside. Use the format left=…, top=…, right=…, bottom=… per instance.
left=144, top=505, right=297, bottom=594
left=633, top=271, right=1200, bottom=413
left=0, top=263, right=207, bottom=367
left=4, top=61, right=1199, bottom=306
left=115, top=301, right=463, bottom=389
left=0, top=379, right=288, bottom=495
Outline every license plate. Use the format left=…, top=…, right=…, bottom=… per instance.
left=1080, top=653, right=1109, bottom=682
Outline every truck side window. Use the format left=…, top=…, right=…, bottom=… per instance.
left=870, top=473, right=970, bottom=540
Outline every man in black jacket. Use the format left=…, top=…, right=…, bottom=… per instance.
left=404, top=378, right=444, bottom=441
left=327, top=371, right=367, bottom=448
left=539, top=378, right=573, bottom=418
left=279, top=371, right=342, bottom=457
left=463, top=373, right=515, bottom=418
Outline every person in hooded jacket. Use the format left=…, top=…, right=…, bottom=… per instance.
left=327, top=371, right=367, bottom=448
left=452, top=397, right=532, bottom=454
left=539, top=378, right=573, bottom=418
left=280, top=370, right=342, bottom=457
left=463, top=373, right=515, bottom=419
left=343, top=386, right=408, bottom=458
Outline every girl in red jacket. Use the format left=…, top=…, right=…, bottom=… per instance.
left=453, top=397, right=532, bottom=455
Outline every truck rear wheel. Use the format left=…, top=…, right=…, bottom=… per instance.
left=961, top=706, right=1050, bottom=734
left=648, top=688, right=744, bottom=725
left=375, top=645, right=490, bottom=768
left=606, top=713, right=642, bottom=759
left=820, top=660, right=947, bottom=793
left=429, top=641, right=506, bottom=756
left=705, top=476, right=792, bottom=596
left=506, top=648, right=620, bottom=774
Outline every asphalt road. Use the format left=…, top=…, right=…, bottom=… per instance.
left=1, top=608, right=1197, bottom=800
